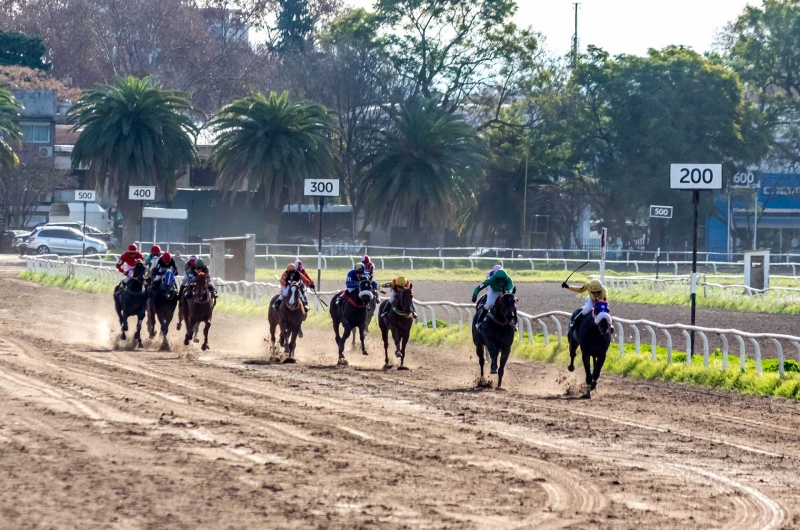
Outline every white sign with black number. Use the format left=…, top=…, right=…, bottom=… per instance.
left=303, top=179, right=340, bottom=197
left=128, top=186, right=156, bottom=200
left=74, top=190, right=96, bottom=202
left=669, top=163, right=723, bottom=190
left=649, top=205, right=673, bottom=219
left=730, top=170, right=761, bottom=189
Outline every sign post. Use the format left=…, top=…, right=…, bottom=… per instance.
left=74, top=190, right=96, bottom=258
left=670, top=163, right=723, bottom=357
left=303, top=179, right=340, bottom=290
left=599, top=227, right=607, bottom=283
left=128, top=186, right=156, bottom=243
left=649, top=206, right=672, bottom=277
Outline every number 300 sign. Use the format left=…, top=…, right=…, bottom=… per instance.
left=670, top=164, right=723, bottom=191
left=303, top=179, right=340, bottom=197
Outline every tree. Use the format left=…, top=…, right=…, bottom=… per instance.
left=374, top=0, right=539, bottom=116
left=208, top=91, right=340, bottom=242
left=571, top=46, right=768, bottom=247
left=67, top=76, right=198, bottom=245
left=0, top=65, right=82, bottom=102
left=0, top=86, right=21, bottom=172
left=356, top=97, right=486, bottom=243
left=0, top=150, right=75, bottom=229
left=0, top=29, right=49, bottom=69
left=275, top=0, right=315, bottom=52
left=725, top=0, right=800, bottom=169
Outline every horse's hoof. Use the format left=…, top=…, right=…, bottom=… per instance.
left=184, top=340, right=190, bottom=346
left=121, top=333, right=127, bottom=341
left=397, top=366, right=409, bottom=371
left=383, top=363, right=393, bottom=370
left=282, top=357, right=297, bottom=364
left=160, top=343, right=170, bottom=352
left=193, top=338, right=200, bottom=344
left=490, top=367, right=498, bottom=375
left=394, top=350, right=402, bottom=358
left=568, top=364, right=575, bottom=372
left=337, top=358, right=349, bottom=367
left=591, top=380, right=598, bottom=391
left=176, top=323, right=182, bottom=330
left=137, top=342, right=144, bottom=349
left=201, top=344, right=209, bottom=351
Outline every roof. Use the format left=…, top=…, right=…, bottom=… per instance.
left=282, top=204, right=353, bottom=213
left=143, top=207, right=188, bottom=220
left=55, top=124, right=81, bottom=145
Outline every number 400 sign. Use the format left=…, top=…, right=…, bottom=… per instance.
left=670, top=163, right=723, bottom=191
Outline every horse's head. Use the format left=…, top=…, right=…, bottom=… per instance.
left=160, top=271, right=176, bottom=294
left=499, top=291, right=518, bottom=322
left=128, top=261, right=147, bottom=293
left=194, top=271, right=209, bottom=301
left=357, top=279, right=374, bottom=303
left=286, top=281, right=303, bottom=309
left=593, top=300, right=612, bottom=336
left=396, top=287, right=414, bottom=313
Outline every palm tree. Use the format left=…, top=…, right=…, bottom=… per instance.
left=356, top=98, right=486, bottom=244
left=208, top=91, right=340, bottom=242
left=68, top=76, right=198, bottom=246
left=0, top=87, right=22, bottom=173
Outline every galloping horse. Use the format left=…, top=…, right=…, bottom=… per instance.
left=471, top=291, right=518, bottom=389
left=330, top=278, right=374, bottom=365
left=568, top=300, right=612, bottom=398
left=113, top=261, right=149, bottom=348
left=267, top=281, right=306, bottom=362
left=178, top=271, right=215, bottom=350
left=378, top=286, right=415, bottom=370
left=146, top=270, right=179, bottom=350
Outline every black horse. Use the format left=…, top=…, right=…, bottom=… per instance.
left=471, top=291, right=518, bottom=389
left=267, top=281, right=307, bottom=362
left=330, top=278, right=374, bottom=365
left=146, top=270, right=179, bottom=350
left=113, top=261, right=149, bottom=348
left=378, top=286, right=415, bottom=370
left=568, top=300, right=612, bottom=398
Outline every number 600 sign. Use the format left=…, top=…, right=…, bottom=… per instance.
left=670, top=163, right=723, bottom=190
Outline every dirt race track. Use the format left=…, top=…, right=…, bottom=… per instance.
left=2, top=264, right=800, bottom=529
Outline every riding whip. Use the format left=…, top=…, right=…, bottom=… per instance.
left=311, top=288, right=328, bottom=308
left=564, top=261, right=590, bottom=284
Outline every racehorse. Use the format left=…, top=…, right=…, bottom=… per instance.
left=353, top=296, right=377, bottom=347
left=378, top=286, right=415, bottom=370
left=146, top=270, right=179, bottom=350
left=178, top=271, right=215, bottom=350
left=267, top=281, right=306, bottom=362
left=568, top=300, right=612, bottom=399
left=330, top=278, right=374, bottom=365
left=471, top=291, right=518, bottom=389
left=113, top=261, right=148, bottom=348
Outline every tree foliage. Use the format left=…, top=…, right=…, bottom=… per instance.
left=275, top=0, right=315, bottom=52
left=67, top=76, right=198, bottom=244
left=0, top=86, right=21, bottom=172
left=356, top=97, right=486, bottom=239
left=0, top=29, right=49, bottom=70
left=1, top=150, right=75, bottom=229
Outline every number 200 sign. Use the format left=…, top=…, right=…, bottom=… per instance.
left=303, top=179, right=340, bottom=197
left=670, top=163, right=723, bottom=191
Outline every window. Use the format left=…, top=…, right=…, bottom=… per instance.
left=60, top=230, right=81, bottom=240
left=20, top=123, right=51, bottom=144
left=37, top=229, right=54, bottom=238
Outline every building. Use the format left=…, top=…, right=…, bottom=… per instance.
left=11, top=89, right=56, bottom=157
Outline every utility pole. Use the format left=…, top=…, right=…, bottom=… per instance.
left=572, top=3, right=580, bottom=68
left=521, top=149, right=529, bottom=248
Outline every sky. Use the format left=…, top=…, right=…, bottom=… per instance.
left=345, top=0, right=758, bottom=57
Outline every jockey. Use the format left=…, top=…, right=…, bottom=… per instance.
left=144, top=245, right=162, bottom=271
left=471, top=268, right=514, bottom=328
left=182, top=255, right=198, bottom=284
left=563, top=278, right=611, bottom=334
left=272, top=262, right=314, bottom=312
left=151, top=252, right=178, bottom=289
left=116, top=244, right=144, bottom=284
left=486, top=264, right=502, bottom=279
left=344, top=263, right=377, bottom=300
left=184, top=257, right=217, bottom=298
left=380, top=276, right=415, bottom=318
left=361, top=255, right=375, bottom=276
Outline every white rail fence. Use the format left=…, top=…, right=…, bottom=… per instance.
left=24, top=255, right=800, bottom=378
left=605, top=275, right=800, bottom=302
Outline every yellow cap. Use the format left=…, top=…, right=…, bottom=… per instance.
left=589, top=279, right=603, bottom=292
left=396, top=276, right=407, bottom=286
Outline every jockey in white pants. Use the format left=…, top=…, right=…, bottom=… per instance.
left=562, top=278, right=610, bottom=333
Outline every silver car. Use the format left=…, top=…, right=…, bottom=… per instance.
left=26, top=226, right=108, bottom=256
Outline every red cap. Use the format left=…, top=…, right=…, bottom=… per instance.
left=128, top=244, right=138, bottom=252
left=150, top=245, right=161, bottom=254
left=162, top=252, right=171, bottom=262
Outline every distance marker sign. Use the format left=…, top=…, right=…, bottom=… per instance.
left=303, top=179, right=340, bottom=197
left=128, top=186, right=156, bottom=200
left=649, top=205, right=673, bottom=219
left=669, top=163, right=723, bottom=190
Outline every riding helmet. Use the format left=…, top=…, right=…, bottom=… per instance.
left=287, top=263, right=297, bottom=271
left=355, top=262, right=365, bottom=271
left=589, top=279, right=603, bottom=293
left=396, top=276, right=407, bottom=287
left=189, top=255, right=197, bottom=265
left=194, top=258, right=205, bottom=268
left=294, top=260, right=302, bottom=268
left=128, top=243, right=138, bottom=251
left=162, top=252, right=171, bottom=263
left=151, top=244, right=161, bottom=254
left=363, top=255, right=371, bottom=264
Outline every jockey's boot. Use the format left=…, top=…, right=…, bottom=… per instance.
left=568, top=313, right=584, bottom=340
left=272, top=295, right=283, bottom=310
left=474, top=308, right=486, bottom=330
left=209, top=284, right=218, bottom=298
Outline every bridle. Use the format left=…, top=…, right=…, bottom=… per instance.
left=392, top=288, right=415, bottom=318
left=488, top=292, right=517, bottom=327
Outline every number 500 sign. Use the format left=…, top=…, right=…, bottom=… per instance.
left=670, top=163, right=723, bottom=191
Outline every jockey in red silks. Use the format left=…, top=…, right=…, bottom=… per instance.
left=116, top=244, right=144, bottom=284
left=361, top=255, right=375, bottom=276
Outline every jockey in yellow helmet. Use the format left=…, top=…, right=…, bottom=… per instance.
left=562, top=278, right=609, bottom=335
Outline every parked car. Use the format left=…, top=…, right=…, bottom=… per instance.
left=36, top=222, right=118, bottom=247
left=26, top=226, right=108, bottom=256
left=11, top=230, right=31, bottom=255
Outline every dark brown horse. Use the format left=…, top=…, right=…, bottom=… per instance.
left=378, top=286, right=415, bottom=370
left=178, top=272, right=215, bottom=350
left=329, top=278, right=373, bottom=366
left=471, top=291, right=518, bottom=389
left=113, top=261, right=148, bottom=348
left=267, top=281, right=306, bottom=363
left=147, top=270, right=179, bottom=350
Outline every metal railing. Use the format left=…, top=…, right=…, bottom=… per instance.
left=605, top=274, right=800, bottom=302
left=24, top=255, right=800, bottom=378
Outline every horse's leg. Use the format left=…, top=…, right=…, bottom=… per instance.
left=176, top=299, right=184, bottom=330
left=135, top=311, right=145, bottom=349
left=496, top=346, right=511, bottom=390
left=269, top=320, right=278, bottom=358
left=359, top=323, right=368, bottom=356
left=201, top=320, right=211, bottom=351
left=568, top=334, right=578, bottom=372
left=381, top=323, right=390, bottom=368
left=146, top=300, right=156, bottom=338
left=399, top=326, right=410, bottom=367
left=475, top=342, right=486, bottom=384
left=591, top=350, right=607, bottom=391
left=581, top=348, right=593, bottom=398
left=184, top=315, right=193, bottom=346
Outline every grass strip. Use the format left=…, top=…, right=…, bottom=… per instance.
left=21, top=271, right=800, bottom=401
left=613, top=289, right=800, bottom=316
